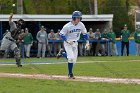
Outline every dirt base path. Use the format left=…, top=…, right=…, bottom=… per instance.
left=0, top=73, right=140, bottom=84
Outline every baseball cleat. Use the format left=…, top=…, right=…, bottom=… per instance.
left=56, top=48, right=63, bottom=59
left=68, top=73, right=75, bottom=79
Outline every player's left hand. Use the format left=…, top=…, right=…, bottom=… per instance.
left=85, top=43, right=90, bottom=50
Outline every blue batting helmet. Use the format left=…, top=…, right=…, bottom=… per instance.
left=72, top=11, right=82, bottom=21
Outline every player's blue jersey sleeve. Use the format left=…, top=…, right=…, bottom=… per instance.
left=83, top=33, right=89, bottom=40
left=60, top=33, right=67, bottom=41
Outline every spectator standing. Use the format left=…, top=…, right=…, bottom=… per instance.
left=134, top=28, right=140, bottom=56
left=36, top=26, right=48, bottom=58
left=88, top=28, right=94, bottom=40
left=101, top=29, right=108, bottom=56
left=48, top=29, right=56, bottom=56
left=94, top=29, right=101, bottom=56
left=55, top=29, right=62, bottom=54
left=17, top=29, right=25, bottom=58
left=23, top=28, right=33, bottom=58
left=88, top=28, right=95, bottom=56
left=78, top=34, right=85, bottom=56
left=108, top=28, right=118, bottom=56
left=121, top=24, right=130, bottom=56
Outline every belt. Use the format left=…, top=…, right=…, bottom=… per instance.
left=65, top=41, right=77, bottom=45
left=5, top=37, right=15, bottom=42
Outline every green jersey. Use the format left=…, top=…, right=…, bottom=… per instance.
left=101, top=33, right=108, bottom=38
left=134, top=31, right=140, bottom=43
left=121, top=29, right=130, bottom=42
left=79, top=34, right=84, bottom=40
left=108, top=32, right=116, bottom=43
left=101, top=33, right=108, bottom=43
left=23, top=33, right=33, bottom=44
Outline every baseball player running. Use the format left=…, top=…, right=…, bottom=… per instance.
left=57, top=11, right=89, bottom=79
left=0, top=13, right=24, bottom=67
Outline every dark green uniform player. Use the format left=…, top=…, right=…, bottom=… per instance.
left=134, top=29, right=140, bottom=43
left=101, top=30, right=108, bottom=56
left=78, top=34, right=84, bottom=56
left=108, top=31, right=116, bottom=43
left=108, top=28, right=118, bottom=56
left=23, top=28, right=33, bottom=57
left=121, top=24, right=130, bottom=56
left=134, top=28, right=140, bottom=56
left=101, top=32, right=108, bottom=39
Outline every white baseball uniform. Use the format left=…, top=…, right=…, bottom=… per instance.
left=60, top=21, right=87, bottom=63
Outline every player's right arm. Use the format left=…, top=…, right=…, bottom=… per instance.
left=59, top=25, right=68, bottom=41
left=9, top=13, right=13, bottom=23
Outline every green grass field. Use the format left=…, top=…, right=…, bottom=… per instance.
left=0, top=56, right=140, bottom=93
left=1, top=77, right=140, bottom=93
